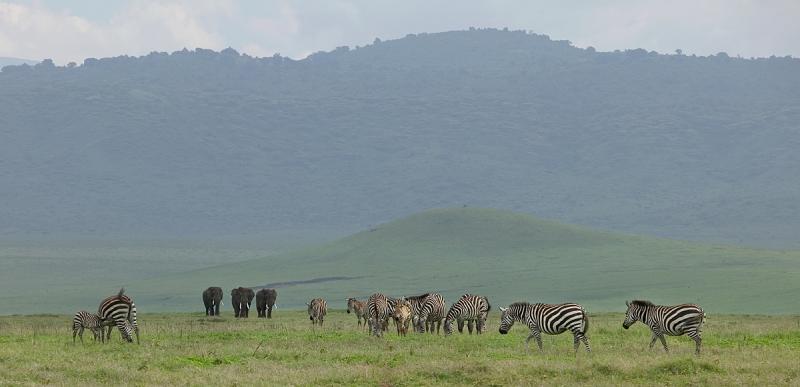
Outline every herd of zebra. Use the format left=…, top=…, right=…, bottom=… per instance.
left=71, top=287, right=707, bottom=355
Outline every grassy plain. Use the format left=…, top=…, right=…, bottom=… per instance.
left=2, top=208, right=799, bottom=315
left=1, top=311, right=798, bottom=386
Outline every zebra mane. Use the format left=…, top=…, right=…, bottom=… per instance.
left=405, top=293, right=430, bottom=301
left=508, top=302, right=531, bottom=308
left=630, top=300, right=655, bottom=307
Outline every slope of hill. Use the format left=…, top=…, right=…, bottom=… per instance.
left=0, top=56, right=37, bottom=68
left=1, top=29, right=799, bottom=247
left=7, top=208, right=797, bottom=315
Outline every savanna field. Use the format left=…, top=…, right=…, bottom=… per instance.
left=1, top=311, right=798, bottom=386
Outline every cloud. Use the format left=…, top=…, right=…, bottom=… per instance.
left=0, top=1, right=225, bottom=63
left=0, top=0, right=798, bottom=64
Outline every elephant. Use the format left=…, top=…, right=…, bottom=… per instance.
left=202, top=287, right=223, bottom=316
left=231, top=287, right=255, bottom=318
left=256, top=288, right=278, bottom=318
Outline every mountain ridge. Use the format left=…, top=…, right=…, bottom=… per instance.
left=1, top=28, right=799, bottom=247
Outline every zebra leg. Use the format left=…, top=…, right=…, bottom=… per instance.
left=581, top=335, right=591, bottom=353
left=689, top=332, right=702, bottom=355
left=649, top=333, right=658, bottom=349
left=467, top=320, right=474, bottom=334
left=105, top=325, right=113, bottom=341
left=573, top=333, right=580, bottom=353
left=658, top=333, right=669, bottom=353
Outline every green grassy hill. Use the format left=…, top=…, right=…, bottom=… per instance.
left=4, top=208, right=799, bottom=315
left=130, top=208, right=800, bottom=314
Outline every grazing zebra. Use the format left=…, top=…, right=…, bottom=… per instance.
left=443, top=294, right=491, bottom=335
left=307, top=298, right=327, bottom=326
left=498, top=302, right=591, bottom=353
left=367, top=293, right=392, bottom=337
left=403, top=293, right=430, bottom=331
left=98, top=288, right=139, bottom=344
left=392, top=299, right=413, bottom=336
left=72, top=311, right=105, bottom=344
left=415, top=293, right=446, bottom=334
left=346, top=298, right=369, bottom=330
left=623, top=300, right=706, bottom=354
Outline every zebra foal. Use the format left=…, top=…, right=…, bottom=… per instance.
left=498, top=302, right=590, bottom=353
left=307, top=298, right=327, bottom=326
left=346, top=298, right=369, bottom=330
left=72, top=311, right=105, bottom=343
left=623, top=300, right=705, bottom=354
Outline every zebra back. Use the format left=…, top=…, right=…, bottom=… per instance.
left=73, top=311, right=103, bottom=329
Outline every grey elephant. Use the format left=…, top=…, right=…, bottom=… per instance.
left=256, top=288, right=278, bottom=318
left=231, top=287, right=255, bottom=318
left=202, top=287, right=223, bottom=316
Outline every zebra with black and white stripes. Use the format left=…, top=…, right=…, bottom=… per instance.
left=98, top=288, right=139, bottom=344
left=307, top=298, right=327, bottom=326
left=443, top=294, right=490, bottom=335
left=415, top=293, right=446, bottom=334
left=403, top=293, right=429, bottom=332
left=498, top=302, right=591, bottom=353
left=367, top=293, right=392, bottom=337
left=72, top=310, right=105, bottom=343
left=623, top=300, right=706, bottom=354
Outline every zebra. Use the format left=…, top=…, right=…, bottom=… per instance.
left=498, top=302, right=591, bottom=353
left=443, top=294, right=490, bottom=335
left=346, top=298, right=369, bottom=330
left=414, top=293, right=446, bottom=334
left=623, top=300, right=706, bottom=354
left=307, top=298, right=327, bottom=326
left=403, top=293, right=430, bottom=331
left=367, top=293, right=392, bottom=337
left=72, top=311, right=105, bottom=344
left=98, top=288, right=139, bottom=344
left=392, top=299, right=413, bottom=336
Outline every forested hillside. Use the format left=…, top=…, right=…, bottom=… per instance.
left=1, top=29, right=799, bottom=247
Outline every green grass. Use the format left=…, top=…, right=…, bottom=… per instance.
left=0, top=312, right=798, bottom=386
left=2, top=208, right=799, bottom=314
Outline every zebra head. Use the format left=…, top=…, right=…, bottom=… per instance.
left=346, top=298, right=356, bottom=314
left=623, top=300, right=651, bottom=329
left=498, top=306, right=515, bottom=334
left=443, top=317, right=454, bottom=335
left=119, top=320, right=135, bottom=343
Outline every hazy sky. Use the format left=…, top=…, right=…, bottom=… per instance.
left=1, top=0, right=798, bottom=64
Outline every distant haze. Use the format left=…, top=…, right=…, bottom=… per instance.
left=0, top=1, right=798, bottom=64
left=1, top=29, right=799, bottom=248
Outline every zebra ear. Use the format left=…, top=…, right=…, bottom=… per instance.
left=625, top=300, right=630, bottom=307
left=499, top=307, right=507, bottom=312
